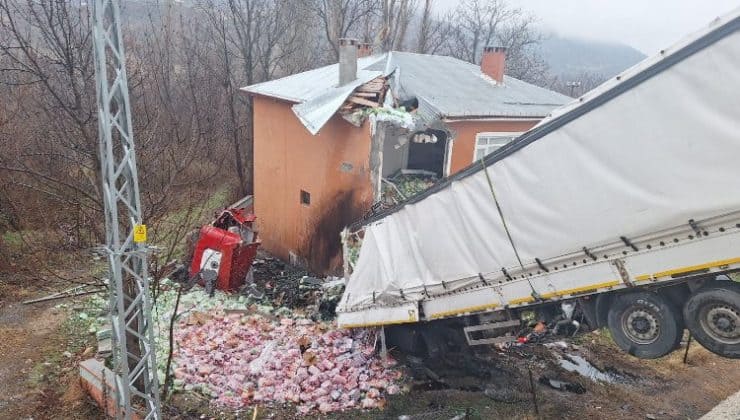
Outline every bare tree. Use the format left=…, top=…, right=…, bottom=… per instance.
left=0, top=0, right=102, bottom=245
left=414, top=2, right=454, bottom=54
left=378, top=0, right=416, bottom=51
left=418, top=0, right=548, bottom=84
left=447, top=0, right=512, bottom=63
left=194, top=0, right=320, bottom=197
left=196, top=2, right=252, bottom=197
left=254, top=0, right=320, bottom=78
left=0, top=0, right=234, bottom=274
left=416, top=0, right=433, bottom=52
left=494, top=12, right=549, bottom=84
left=308, top=0, right=378, bottom=60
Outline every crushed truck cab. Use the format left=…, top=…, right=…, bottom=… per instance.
left=190, top=207, right=260, bottom=292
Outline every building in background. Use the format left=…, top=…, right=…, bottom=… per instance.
left=242, top=40, right=570, bottom=273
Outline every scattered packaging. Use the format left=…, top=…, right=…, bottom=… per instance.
left=172, top=309, right=401, bottom=413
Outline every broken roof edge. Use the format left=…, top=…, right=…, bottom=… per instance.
left=239, top=86, right=301, bottom=104
left=352, top=7, right=740, bottom=230
left=242, top=54, right=389, bottom=102
left=292, top=70, right=385, bottom=135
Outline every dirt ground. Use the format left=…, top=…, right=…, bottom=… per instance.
left=1, top=273, right=739, bottom=420
left=312, top=329, right=740, bottom=420
left=355, top=334, right=740, bottom=420
left=0, top=280, right=99, bottom=420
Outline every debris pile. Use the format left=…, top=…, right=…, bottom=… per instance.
left=317, top=277, right=346, bottom=319
left=340, top=76, right=389, bottom=114
left=78, top=255, right=393, bottom=415
left=250, top=254, right=311, bottom=307
left=295, top=276, right=346, bottom=320
left=172, top=309, right=401, bottom=414
left=382, top=171, right=438, bottom=204
left=344, top=104, right=416, bottom=131
left=367, top=106, right=416, bottom=131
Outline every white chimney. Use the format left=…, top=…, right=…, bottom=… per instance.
left=339, top=38, right=359, bottom=86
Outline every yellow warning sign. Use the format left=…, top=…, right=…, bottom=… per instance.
left=133, top=224, right=147, bottom=243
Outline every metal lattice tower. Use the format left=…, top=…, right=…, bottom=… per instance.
left=91, top=0, right=161, bottom=418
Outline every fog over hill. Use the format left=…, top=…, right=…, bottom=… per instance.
left=539, top=34, right=648, bottom=80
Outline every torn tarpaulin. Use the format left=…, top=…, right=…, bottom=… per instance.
left=172, top=310, right=401, bottom=414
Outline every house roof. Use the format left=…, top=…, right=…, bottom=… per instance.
left=241, top=52, right=571, bottom=134
left=364, top=52, right=571, bottom=120
left=356, top=6, right=740, bottom=228
left=242, top=55, right=388, bottom=103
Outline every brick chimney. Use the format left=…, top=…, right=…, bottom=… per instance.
left=339, top=38, right=359, bottom=86
left=481, top=46, right=507, bottom=84
left=357, top=42, right=373, bottom=58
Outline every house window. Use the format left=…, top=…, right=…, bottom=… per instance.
left=473, top=132, right=521, bottom=162
left=300, top=190, right=310, bottom=205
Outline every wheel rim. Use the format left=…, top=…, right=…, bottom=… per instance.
left=699, top=303, right=740, bottom=345
left=622, top=306, right=660, bottom=345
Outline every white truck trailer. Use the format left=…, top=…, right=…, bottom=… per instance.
left=337, top=9, right=740, bottom=359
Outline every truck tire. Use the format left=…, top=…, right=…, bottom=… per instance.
left=683, top=283, right=740, bottom=359
left=607, top=291, right=683, bottom=359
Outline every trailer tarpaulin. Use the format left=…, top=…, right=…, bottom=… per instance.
left=338, top=9, right=740, bottom=324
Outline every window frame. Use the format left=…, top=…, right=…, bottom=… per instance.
left=472, top=132, right=522, bottom=162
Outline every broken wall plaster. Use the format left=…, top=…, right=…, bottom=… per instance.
left=434, top=122, right=457, bottom=177
left=369, top=121, right=387, bottom=202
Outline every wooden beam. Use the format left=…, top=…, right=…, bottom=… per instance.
left=347, top=96, right=379, bottom=107
left=360, top=83, right=384, bottom=89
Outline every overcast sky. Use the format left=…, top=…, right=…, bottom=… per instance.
left=434, top=0, right=739, bottom=54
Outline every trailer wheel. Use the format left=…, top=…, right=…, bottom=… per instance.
left=683, top=283, right=740, bottom=359
left=607, top=292, right=683, bottom=359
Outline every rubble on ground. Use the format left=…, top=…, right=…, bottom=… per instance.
left=250, top=254, right=311, bottom=307
left=77, top=270, right=392, bottom=415
left=318, top=277, right=346, bottom=319
left=172, top=308, right=401, bottom=414
left=72, top=280, right=254, bottom=383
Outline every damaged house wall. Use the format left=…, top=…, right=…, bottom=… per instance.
left=252, top=96, right=374, bottom=274
left=380, top=126, right=409, bottom=178
left=406, top=128, right=448, bottom=177
left=368, top=121, right=388, bottom=202
left=244, top=51, right=570, bottom=274
left=378, top=118, right=533, bottom=182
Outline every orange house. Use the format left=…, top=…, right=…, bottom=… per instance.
left=242, top=42, right=570, bottom=274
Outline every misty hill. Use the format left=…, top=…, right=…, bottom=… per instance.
left=539, top=35, right=647, bottom=79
